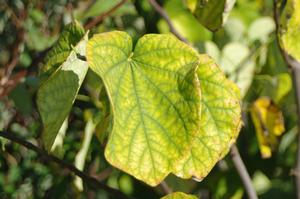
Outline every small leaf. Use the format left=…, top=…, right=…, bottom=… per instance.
left=220, top=42, right=255, bottom=97
left=252, top=171, right=271, bottom=194
left=273, top=73, right=292, bottom=103
left=189, top=0, right=236, bottom=31
left=174, top=55, right=241, bottom=180
left=161, top=192, right=198, bottom=199
left=250, top=97, right=285, bottom=158
left=279, top=0, right=300, bottom=62
left=224, top=18, right=246, bottom=42
left=87, top=31, right=201, bottom=186
left=41, top=21, right=85, bottom=78
left=37, top=33, right=89, bottom=151
left=248, top=17, right=275, bottom=43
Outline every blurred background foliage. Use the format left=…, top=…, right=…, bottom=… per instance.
left=0, top=0, right=297, bottom=198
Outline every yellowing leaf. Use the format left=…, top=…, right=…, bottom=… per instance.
left=161, top=192, right=198, bottom=199
left=87, top=31, right=201, bottom=186
left=174, top=55, right=241, bottom=180
left=37, top=32, right=88, bottom=151
left=250, top=97, right=285, bottom=158
left=190, top=0, right=236, bottom=31
left=279, top=0, right=300, bottom=61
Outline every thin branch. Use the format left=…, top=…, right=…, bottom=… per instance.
left=91, top=168, right=113, bottom=182
left=1, top=0, right=23, bottom=29
left=147, top=0, right=188, bottom=43
left=159, top=181, right=173, bottom=195
left=84, top=0, right=127, bottom=30
left=291, top=67, right=300, bottom=199
left=230, top=145, right=258, bottom=199
left=0, top=131, right=132, bottom=199
left=0, top=70, right=27, bottom=98
left=273, top=1, right=300, bottom=198
left=0, top=2, right=26, bottom=98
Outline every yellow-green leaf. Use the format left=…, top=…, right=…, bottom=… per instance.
left=189, top=0, right=236, bottom=31
left=87, top=31, right=201, bottom=186
left=273, top=73, right=292, bottom=103
left=250, top=97, right=285, bottom=158
left=174, top=55, right=241, bottom=180
left=161, top=192, right=198, bottom=199
left=37, top=33, right=89, bottom=151
left=279, top=0, right=300, bottom=61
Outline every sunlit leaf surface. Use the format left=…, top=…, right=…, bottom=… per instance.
left=174, top=55, right=241, bottom=180
left=87, top=31, right=201, bottom=186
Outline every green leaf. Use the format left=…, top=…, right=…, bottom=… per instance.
left=252, top=171, right=271, bottom=194
left=174, top=55, right=241, bottom=180
left=37, top=33, right=89, bottom=151
left=220, top=42, right=255, bottom=97
left=224, top=17, right=246, bottom=42
left=41, top=21, right=85, bottom=78
left=161, top=192, right=198, bottom=199
left=279, top=0, right=300, bottom=62
left=162, top=0, right=212, bottom=42
left=273, top=73, right=292, bottom=103
left=189, top=0, right=236, bottom=31
left=87, top=31, right=201, bottom=186
left=248, top=17, right=275, bottom=43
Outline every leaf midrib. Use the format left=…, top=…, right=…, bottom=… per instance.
left=129, top=62, right=157, bottom=180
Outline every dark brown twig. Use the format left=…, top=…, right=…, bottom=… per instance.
left=230, top=145, right=258, bottom=199
left=91, top=168, right=113, bottom=182
left=0, top=2, right=27, bottom=97
left=147, top=0, right=188, bottom=43
left=0, top=70, right=27, bottom=98
left=0, top=131, right=132, bottom=199
left=84, top=0, right=127, bottom=30
left=273, top=1, right=300, bottom=198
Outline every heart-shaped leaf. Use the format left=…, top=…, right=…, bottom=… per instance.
left=174, top=55, right=241, bottom=180
left=87, top=31, right=201, bottom=186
